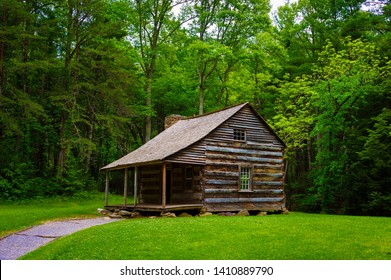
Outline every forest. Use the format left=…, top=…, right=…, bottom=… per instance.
left=0, top=0, right=390, bottom=216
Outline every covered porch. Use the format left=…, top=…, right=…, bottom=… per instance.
left=104, top=161, right=204, bottom=213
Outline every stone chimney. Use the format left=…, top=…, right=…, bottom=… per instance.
left=164, top=114, right=186, bottom=129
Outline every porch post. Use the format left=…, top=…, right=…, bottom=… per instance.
left=162, top=162, right=166, bottom=208
left=124, top=167, right=128, bottom=206
left=134, top=166, right=138, bottom=206
left=105, top=171, right=109, bottom=206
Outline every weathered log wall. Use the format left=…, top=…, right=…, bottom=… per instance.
left=167, top=141, right=206, bottom=165
left=171, top=165, right=203, bottom=204
left=203, top=106, right=285, bottom=212
left=139, top=165, right=161, bottom=204
left=138, top=164, right=203, bottom=205
left=207, top=106, right=284, bottom=147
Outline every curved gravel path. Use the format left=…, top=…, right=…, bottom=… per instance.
left=0, top=217, right=120, bottom=260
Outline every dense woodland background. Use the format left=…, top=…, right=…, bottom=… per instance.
left=0, top=0, right=390, bottom=216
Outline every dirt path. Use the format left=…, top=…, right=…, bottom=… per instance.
left=0, top=217, right=120, bottom=260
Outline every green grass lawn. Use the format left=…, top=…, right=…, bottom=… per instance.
left=20, top=212, right=391, bottom=260
left=0, top=192, right=125, bottom=237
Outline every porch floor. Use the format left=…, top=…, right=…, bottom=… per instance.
left=104, top=203, right=204, bottom=213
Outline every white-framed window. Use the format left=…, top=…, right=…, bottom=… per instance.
left=233, top=128, right=246, bottom=141
left=239, top=166, right=252, bottom=191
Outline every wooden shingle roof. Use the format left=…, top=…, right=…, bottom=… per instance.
left=102, top=103, right=249, bottom=170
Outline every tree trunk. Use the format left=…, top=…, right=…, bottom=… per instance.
left=57, top=3, right=74, bottom=176
left=57, top=110, right=67, bottom=175
left=19, top=12, right=30, bottom=161
left=307, top=138, right=312, bottom=171
left=85, top=108, right=95, bottom=174
left=283, top=158, right=289, bottom=184
left=217, top=65, right=232, bottom=107
left=22, top=17, right=28, bottom=119
left=0, top=0, right=6, bottom=95
left=197, top=58, right=218, bottom=115
left=143, top=72, right=152, bottom=143
left=199, top=76, right=204, bottom=115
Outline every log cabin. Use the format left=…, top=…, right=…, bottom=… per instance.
left=101, top=102, right=286, bottom=214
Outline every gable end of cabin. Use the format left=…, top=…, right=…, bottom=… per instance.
left=202, top=105, right=286, bottom=212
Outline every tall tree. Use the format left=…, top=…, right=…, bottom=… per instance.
left=275, top=0, right=366, bottom=78
left=130, top=0, right=190, bottom=142
left=312, top=37, right=387, bottom=213
left=0, top=0, right=144, bottom=199
left=186, top=0, right=271, bottom=114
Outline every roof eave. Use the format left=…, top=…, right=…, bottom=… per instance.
left=101, top=160, right=164, bottom=171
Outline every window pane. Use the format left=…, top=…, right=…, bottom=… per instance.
left=234, top=128, right=246, bottom=141
left=240, top=167, right=251, bottom=190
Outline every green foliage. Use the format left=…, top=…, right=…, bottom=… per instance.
left=367, top=192, right=391, bottom=216
left=0, top=0, right=390, bottom=216
left=356, top=108, right=391, bottom=215
left=311, top=37, right=384, bottom=213
left=0, top=160, right=87, bottom=200
left=0, top=0, right=146, bottom=200
left=359, top=108, right=391, bottom=172
left=290, top=194, right=321, bottom=213
left=272, top=75, right=315, bottom=153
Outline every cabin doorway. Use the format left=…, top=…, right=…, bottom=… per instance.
left=166, top=169, right=172, bottom=204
